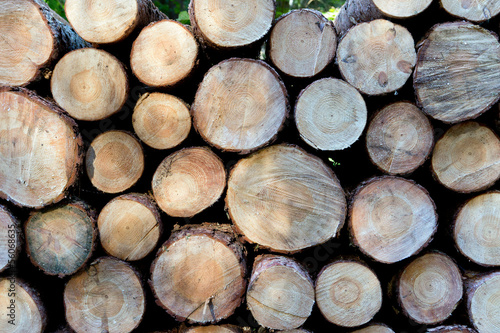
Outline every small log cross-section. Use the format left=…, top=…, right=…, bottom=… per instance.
left=0, top=88, right=83, bottom=208
left=191, top=58, right=288, bottom=153
left=352, top=324, right=395, bottom=333
left=246, top=255, right=315, bottom=330
left=372, top=0, right=433, bottom=18
left=397, top=252, right=463, bottom=324
left=64, top=257, right=145, bottom=333
left=337, top=19, right=416, bottom=95
left=349, top=176, right=437, bottom=263
left=268, top=9, right=337, bottom=78
left=315, top=260, right=383, bottom=327
left=226, top=144, right=346, bottom=253
left=414, top=22, right=500, bottom=123
left=427, top=325, right=478, bottom=333
left=431, top=122, right=500, bottom=193
left=366, top=102, right=434, bottom=175
left=0, top=205, right=20, bottom=274
left=441, top=0, right=500, bottom=22
left=150, top=224, right=247, bottom=323
left=466, top=271, right=500, bottom=333
left=295, top=78, right=367, bottom=151
left=51, top=48, right=128, bottom=121
left=152, top=147, right=226, bottom=217
left=25, top=200, right=96, bottom=277
left=98, top=193, right=161, bottom=261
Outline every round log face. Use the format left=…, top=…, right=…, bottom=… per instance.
left=352, top=324, right=395, bottom=333
left=226, top=144, right=346, bottom=253
left=441, top=0, right=500, bottom=22
left=183, top=326, right=242, bottom=333
left=468, top=273, right=500, bottom=333
left=0, top=205, right=19, bottom=273
left=372, top=0, right=433, bottom=18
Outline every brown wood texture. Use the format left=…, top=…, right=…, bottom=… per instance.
left=0, top=205, right=20, bottom=274
left=352, top=324, right=395, bottom=333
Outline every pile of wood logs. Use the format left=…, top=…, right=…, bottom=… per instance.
left=0, top=0, right=499, bottom=332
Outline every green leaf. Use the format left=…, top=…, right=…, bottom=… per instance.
left=177, top=11, right=190, bottom=25
left=328, top=157, right=341, bottom=167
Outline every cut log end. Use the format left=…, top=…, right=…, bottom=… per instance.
left=441, top=0, right=500, bottom=22
left=352, top=324, right=395, bottom=333
left=467, top=272, right=500, bottom=333
left=427, top=325, right=478, bottom=333
left=0, top=205, right=20, bottom=273
left=373, top=0, right=433, bottom=18
left=180, top=325, right=243, bottom=333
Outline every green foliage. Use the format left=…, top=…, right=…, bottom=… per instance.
left=45, top=0, right=66, bottom=20
left=328, top=157, right=341, bottom=167
left=177, top=10, right=190, bottom=25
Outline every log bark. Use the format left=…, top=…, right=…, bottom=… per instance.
left=150, top=223, right=247, bottom=324
left=366, top=102, right=434, bottom=175
left=132, top=92, right=191, bottom=150
left=427, top=325, right=477, bottom=333
left=454, top=191, right=500, bottom=266
left=226, top=144, right=347, bottom=253
left=64, top=257, right=145, bottom=333
left=0, top=0, right=90, bottom=87
left=65, top=0, right=167, bottom=44
left=0, top=87, right=83, bottom=208
left=397, top=252, right=463, bottom=325
left=268, top=9, right=337, bottom=78
left=353, top=324, right=395, bottom=333
left=191, top=58, right=289, bottom=153
left=349, top=176, right=437, bottom=263
left=98, top=193, right=161, bottom=261
left=51, top=48, right=128, bottom=121
left=414, top=22, right=500, bottom=123
left=441, top=0, right=500, bottom=22
left=465, top=271, right=500, bottom=333
left=337, top=19, right=416, bottom=95
left=152, top=147, right=226, bottom=217
left=315, top=260, right=382, bottom=327
left=431, top=122, right=500, bottom=193
left=25, top=200, right=97, bottom=277
left=246, top=255, right=315, bottom=330
left=86, top=130, right=145, bottom=194
left=295, top=77, right=367, bottom=151
left=0, top=205, right=21, bottom=274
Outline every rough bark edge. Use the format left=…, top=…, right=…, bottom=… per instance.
left=10, top=278, right=48, bottom=333
left=464, top=270, right=500, bottom=333
left=0, top=87, right=84, bottom=208
left=249, top=254, right=314, bottom=288
left=149, top=222, right=248, bottom=323
left=333, top=0, right=383, bottom=39
left=0, top=205, right=22, bottom=274
left=427, top=325, right=477, bottom=333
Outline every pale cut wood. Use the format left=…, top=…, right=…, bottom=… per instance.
left=191, top=58, right=288, bottom=153
left=366, top=102, right=434, bottom=175
left=0, top=205, right=20, bottom=274
left=398, top=252, right=463, bottom=324
left=353, top=324, right=395, bottom=333
left=372, top=0, right=433, bottom=18
left=131, top=19, right=198, bottom=87
left=295, top=78, right=367, bottom=151
left=65, top=0, right=167, bottom=44
left=0, top=87, right=83, bottom=208
left=349, top=176, right=437, bottom=263
left=98, top=193, right=161, bottom=261
left=180, top=325, right=242, bottom=332
left=441, top=0, right=500, bottom=22
left=0, top=0, right=89, bottom=87
left=337, top=19, right=416, bottom=95
left=454, top=192, right=500, bottom=266
left=152, top=147, right=225, bottom=217
left=334, top=0, right=383, bottom=38
left=414, top=22, right=500, bottom=123
left=25, top=200, right=97, bottom=277
left=132, top=92, right=191, bottom=150
left=226, top=144, right=346, bottom=253
left=431, top=122, right=500, bottom=193
left=86, top=130, right=144, bottom=193
left=466, top=271, right=500, bottom=333
left=150, top=223, right=247, bottom=323
left=279, top=329, right=311, bottom=333
left=0, top=278, right=46, bottom=332
left=64, top=257, right=145, bottom=333
left=51, top=48, right=128, bottom=121
left=427, top=325, right=477, bottom=333
left=268, top=9, right=337, bottom=78
left=247, top=255, right=315, bottom=330
left=315, top=260, right=382, bottom=327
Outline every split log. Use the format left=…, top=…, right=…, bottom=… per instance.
left=268, top=9, right=337, bottom=78
left=191, top=58, right=288, bottom=153
left=349, top=176, right=437, bottom=263
left=414, top=22, right=500, bottom=123
left=0, top=205, right=21, bottom=273
left=152, top=147, right=226, bottom=217
left=315, top=260, right=382, bottom=327
left=150, top=223, right=247, bottom=323
left=337, top=19, right=416, bottom=95
left=98, top=193, right=161, bottom=261
left=441, top=0, right=500, bottom=22
left=246, top=255, right=315, bottom=330
left=0, top=278, right=47, bottom=332
left=0, top=87, right=83, bottom=208
left=132, top=92, right=191, bottom=150
left=353, top=324, right=395, bottom=333
left=431, top=122, right=500, bottom=193
left=454, top=191, right=500, bottom=266
left=397, top=252, right=463, bottom=324
left=65, top=0, right=167, bottom=44
left=295, top=77, right=367, bottom=151
left=131, top=19, right=198, bottom=87
left=0, top=0, right=89, bottom=87
left=366, top=102, right=434, bottom=175
left=25, top=200, right=97, bottom=277
left=64, top=257, right=145, bottom=333
left=427, top=325, right=477, bottom=333
left=86, top=130, right=144, bottom=194
left=466, top=271, right=500, bottom=333
left=226, top=144, right=347, bottom=253
left=51, top=48, right=128, bottom=121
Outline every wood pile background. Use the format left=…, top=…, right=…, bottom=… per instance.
left=1, top=0, right=500, bottom=332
